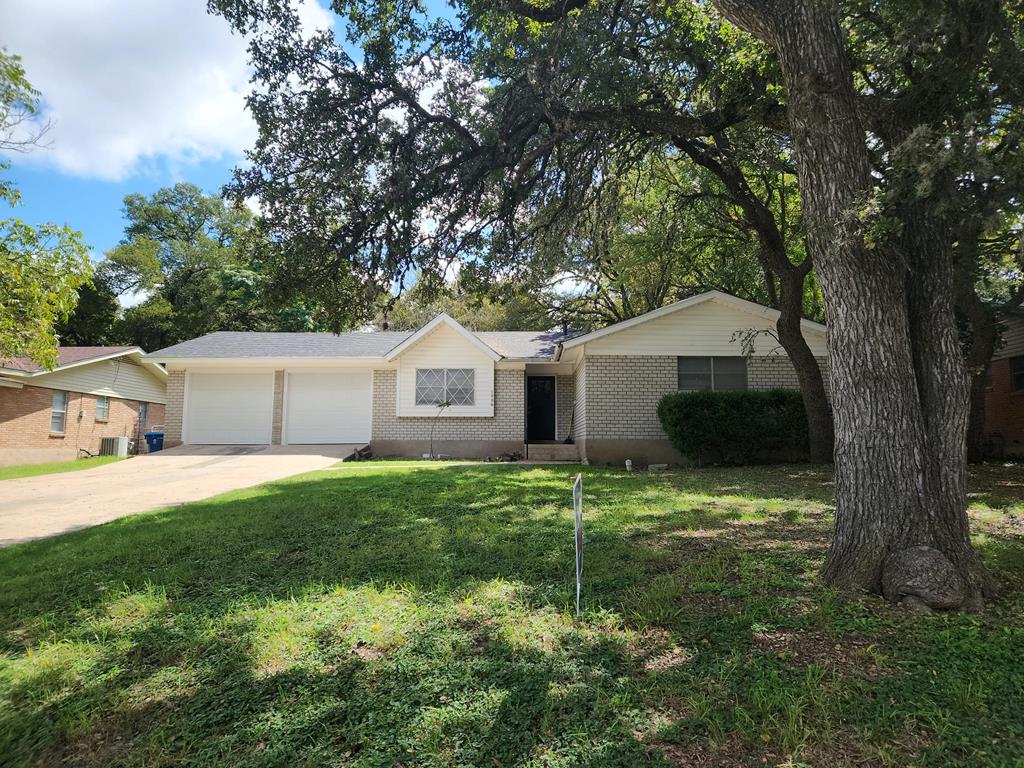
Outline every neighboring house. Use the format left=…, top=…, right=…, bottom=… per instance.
left=146, top=291, right=829, bottom=465
left=984, top=311, right=1024, bottom=457
left=0, top=347, right=168, bottom=466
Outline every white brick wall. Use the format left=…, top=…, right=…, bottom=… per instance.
left=748, top=356, right=830, bottom=396
left=556, top=374, right=574, bottom=440
left=372, top=368, right=524, bottom=441
left=573, top=360, right=587, bottom=441
left=583, top=355, right=677, bottom=440
left=271, top=370, right=284, bottom=444
left=164, top=370, right=185, bottom=446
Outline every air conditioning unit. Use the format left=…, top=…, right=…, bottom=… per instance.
left=99, top=436, right=130, bottom=457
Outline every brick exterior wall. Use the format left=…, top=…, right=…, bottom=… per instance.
left=164, top=371, right=185, bottom=447
left=271, top=370, right=285, bottom=444
left=371, top=368, right=524, bottom=441
left=580, top=354, right=832, bottom=443
left=0, top=383, right=165, bottom=461
left=556, top=374, right=574, bottom=441
left=984, top=357, right=1024, bottom=456
left=573, top=361, right=587, bottom=442
left=582, top=355, right=677, bottom=440
left=748, top=355, right=831, bottom=396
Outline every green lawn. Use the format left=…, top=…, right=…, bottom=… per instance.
left=0, top=462, right=1022, bottom=767
left=0, top=455, right=125, bottom=481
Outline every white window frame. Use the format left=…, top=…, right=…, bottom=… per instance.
left=415, top=368, right=475, bottom=406
left=50, top=390, right=68, bottom=433
left=95, top=395, right=110, bottom=421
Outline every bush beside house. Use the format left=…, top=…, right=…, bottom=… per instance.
left=658, top=389, right=809, bottom=465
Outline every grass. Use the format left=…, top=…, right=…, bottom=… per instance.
left=0, top=462, right=1022, bottom=767
left=0, top=455, right=125, bottom=481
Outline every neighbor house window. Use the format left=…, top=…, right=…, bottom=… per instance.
left=1011, top=356, right=1024, bottom=392
left=50, top=390, right=68, bottom=433
left=95, top=395, right=110, bottom=421
left=138, top=402, right=149, bottom=430
left=678, top=357, right=748, bottom=391
left=415, top=368, right=475, bottom=406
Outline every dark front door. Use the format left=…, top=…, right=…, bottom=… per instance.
left=526, top=376, right=557, bottom=442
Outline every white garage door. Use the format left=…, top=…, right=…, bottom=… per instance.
left=285, top=371, right=372, bottom=444
left=186, top=372, right=274, bottom=444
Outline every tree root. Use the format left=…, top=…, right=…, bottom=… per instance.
left=881, top=546, right=967, bottom=610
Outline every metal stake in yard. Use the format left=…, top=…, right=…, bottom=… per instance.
left=573, top=473, right=583, bottom=620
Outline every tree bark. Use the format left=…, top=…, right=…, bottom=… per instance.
left=712, top=0, right=991, bottom=605
left=775, top=270, right=834, bottom=463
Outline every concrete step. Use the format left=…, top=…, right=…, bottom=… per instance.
left=525, top=443, right=580, bottom=461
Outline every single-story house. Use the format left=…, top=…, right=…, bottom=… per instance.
left=0, top=346, right=168, bottom=465
left=145, top=291, right=830, bottom=465
left=984, top=310, right=1024, bottom=457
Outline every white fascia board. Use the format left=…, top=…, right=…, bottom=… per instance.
left=147, top=356, right=389, bottom=368
left=383, top=313, right=502, bottom=361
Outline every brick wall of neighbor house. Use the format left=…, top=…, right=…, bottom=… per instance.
left=984, top=357, right=1024, bottom=456
left=748, top=355, right=831, bottom=395
left=271, top=370, right=285, bottom=444
left=371, top=368, right=524, bottom=457
left=556, top=374, right=574, bottom=441
left=0, top=383, right=165, bottom=464
left=164, top=370, right=186, bottom=447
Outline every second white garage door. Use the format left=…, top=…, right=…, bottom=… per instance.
left=186, top=372, right=274, bottom=444
left=285, top=371, right=372, bottom=444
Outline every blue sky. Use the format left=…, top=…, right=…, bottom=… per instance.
left=1, top=0, right=456, bottom=263
left=7, top=159, right=240, bottom=257
left=0, top=0, right=341, bottom=259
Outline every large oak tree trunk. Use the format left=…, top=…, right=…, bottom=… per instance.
left=713, top=0, right=991, bottom=606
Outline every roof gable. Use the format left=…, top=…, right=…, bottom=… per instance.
left=559, top=291, right=827, bottom=352
left=0, top=346, right=167, bottom=380
left=384, top=314, right=502, bottom=362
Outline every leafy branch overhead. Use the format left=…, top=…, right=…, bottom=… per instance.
left=0, top=48, right=89, bottom=369
left=208, top=0, right=781, bottom=328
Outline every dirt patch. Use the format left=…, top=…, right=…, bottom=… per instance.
left=350, top=640, right=382, bottom=661
left=751, top=629, right=882, bottom=674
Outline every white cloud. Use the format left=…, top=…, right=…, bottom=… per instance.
left=0, top=0, right=334, bottom=181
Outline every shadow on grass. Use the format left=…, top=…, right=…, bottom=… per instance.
left=1, top=462, right=1022, bottom=767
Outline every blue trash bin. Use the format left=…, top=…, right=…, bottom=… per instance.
left=144, top=431, right=164, bottom=453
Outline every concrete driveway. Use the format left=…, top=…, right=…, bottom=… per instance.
left=0, top=444, right=359, bottom=547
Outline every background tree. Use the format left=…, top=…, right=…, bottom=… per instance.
left=0, top=49, right=90, bottom=368
left=70, top=183, right=329, bottom=349
left=377, top=277, right=553, bottom=331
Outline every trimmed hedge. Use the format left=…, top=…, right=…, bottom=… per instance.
left=657, top=389, right=809, bottom=465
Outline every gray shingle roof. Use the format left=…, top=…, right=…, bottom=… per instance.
left=474, top=331, right=565, bottom=359
left=2, top=346, right=137, bottom=373
left=148, top=329, right=566, bottom=361
left=149, top=331, right=413, bottom=359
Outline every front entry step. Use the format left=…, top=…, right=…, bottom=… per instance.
left=525, top=443, right=580, bottom=461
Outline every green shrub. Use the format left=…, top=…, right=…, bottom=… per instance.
left=657, top=389, right=809, bottom=465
